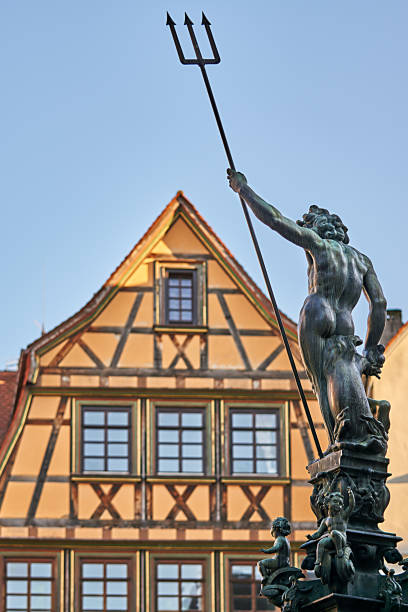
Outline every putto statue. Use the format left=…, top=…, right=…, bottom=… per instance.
left=258, top=518, right=304, bottom=607
left=307, top=488, right=355, bottom=585
left=227, top=169, right=388, bottom=454
left=259, top=516, right=291, bottom=576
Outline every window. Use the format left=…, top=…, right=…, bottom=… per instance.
left=156, top=407, right=205, bottom=474
left=80, top=560, right=130, bottom=612
left=230, top=562, right=271, bottom=611
left=230, top=409, right=279, bottom=475
left=81, top=405, right=131, bottom=473
left=165, top=270, right=196, bottom=325
left=4, top=559, right=54, bottom=612
left=154, top=262, right=207, bottom=328
left=155, top=561, right=204, bottom=612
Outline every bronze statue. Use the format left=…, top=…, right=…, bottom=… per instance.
left=307, top=488, right=355, bottom=585
left=259, top=516, right=291, bottom=577
left=228, top=169, right=388, bottom=453
left=258, top=517, right=305, bottom=607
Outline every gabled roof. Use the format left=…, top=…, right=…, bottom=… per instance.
left=26, top=191, right=297, bottom=359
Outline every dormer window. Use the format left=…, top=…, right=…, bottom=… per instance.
left=155, top=261, right=207, bottom=329
left=166, top=270, right=196, bottom=325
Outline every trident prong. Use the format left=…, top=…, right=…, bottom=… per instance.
left=166, top=14, right=323, bottom=459
left=166, top=12, right=220, bottom=66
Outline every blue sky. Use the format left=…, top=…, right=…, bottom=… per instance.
left=1, top=1, right=407, bottom=368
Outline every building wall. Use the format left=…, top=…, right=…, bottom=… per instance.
left=0, top=195, right=326, bottom=611
left=372, top=323, right=408, bottom=554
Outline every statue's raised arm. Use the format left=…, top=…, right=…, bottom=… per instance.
left=227, top=169, right=322, bottom=252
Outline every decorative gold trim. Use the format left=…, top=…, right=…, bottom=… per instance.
left=153, top=325, right=208, bottom=334
left=146, top=477, right=216, bottom=484
left=71, top=475, right=142, bottom=484
left=32, top=387, right=317, bottom=401
left=145, top=551, right=150, bottom=612
left=221, top=477, right=290, bottom=485
left=210, top=400, right=216, bottom=475
left=70, top=397, right=75, bottom=475
left=220, top=551, right=225, bottom=612
left=59, top=550, right=64, bottom=612
left=0, top=393, right=33, bottom=475
left=146, top=399, right=152, bottom=475
left=70, top=550, right=75, bottom=612
left=285, top=401, right=291, bottom=478
left=136, top=399, right=142, bottom=476
left=220, top=400, right=225, bottom=476
left=210, top=551, right=215, bottom=611
left=135, top=551, right=140, bottom=612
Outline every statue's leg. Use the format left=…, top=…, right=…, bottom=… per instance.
left=331, top=531, right=345, bottom=557
left=298, top=317, right=335, bottom=442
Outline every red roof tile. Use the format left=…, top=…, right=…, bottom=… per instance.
left=0, top=371, right=17, bottom=446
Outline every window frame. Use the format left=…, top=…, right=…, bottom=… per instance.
left=148, top=553, right=212, bottom=612
left=226, top=557, right=274, bottom=612
left=148, top=400, right=214, bottom=476
left=154, top=559, right=206, bottom=612
left=223, top=402, right=289, bottom=479
left=2, top=556, right=58, bottom=612
left=154, top=260, right=207, bottom=329
left=164, top=269, right=197, bottom=326
left=155, top=405, right=206, bottom=475
left=74, top=400, right=140, bottom=476
left=75, top=555, right=137, bottom=612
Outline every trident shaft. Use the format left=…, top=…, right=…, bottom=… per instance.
left=167, top=12, right=323, bottom=459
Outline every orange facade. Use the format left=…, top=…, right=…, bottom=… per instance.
left=0, top=193, right=326, bottom=611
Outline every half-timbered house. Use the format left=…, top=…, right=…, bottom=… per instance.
left=0, top=192, right=326, bottom=611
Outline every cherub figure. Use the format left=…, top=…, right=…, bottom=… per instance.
left=307, top=488, right=355, bottom=584
left=259, top=516, right=291, bottom=579
left=379, top=569, right=403, bottom=611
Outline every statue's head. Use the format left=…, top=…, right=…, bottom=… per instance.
left=326, top=492, right=344, bottom=514
left=297, top=205, right=349, bottom=244
left=271, top=516, right=291, bottom=537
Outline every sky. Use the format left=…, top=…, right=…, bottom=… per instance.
left=1, top=1, right=407, bottom=369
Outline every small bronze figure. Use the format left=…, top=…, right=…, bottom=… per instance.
left=307, top=488, right=355, bottom=585
left=259, top=516, right=291, bottom=578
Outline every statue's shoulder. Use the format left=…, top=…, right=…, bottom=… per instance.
left=343, top=244, right=371, bottom=270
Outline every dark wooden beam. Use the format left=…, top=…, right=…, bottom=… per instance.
left=48, top=331, right=83, bottom=367
left=215, top=291, right=251, bottom=370
left=257, top=345, right=284, bottom=371
left=168, top=334, right=194, bottom=370
left=78, top=338, right=105, bottom=369
left=26, top=397, right=68, bottom=523
left=292, top=400, right=315, bottom=463
left=42, top=366, right=308, bottom=379
left=165, top=484, right=196, bottom=521
left=90, top=484, right=121, bottom=520
left=110, top=293, right=144, bottom=367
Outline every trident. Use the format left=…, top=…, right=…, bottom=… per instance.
left=167, top=13, right=323, bottom=459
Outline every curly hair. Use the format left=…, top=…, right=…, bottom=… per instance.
left=325, top=492, right=344, bottom=508
left=297, top=204, right=349, bottom=244
left=271, top=516, right=291, bottom=536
